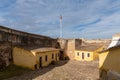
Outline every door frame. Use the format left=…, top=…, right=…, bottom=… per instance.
left=82, top=53, right=84, bottom=59
left=39, top=57, right=42, bottom=68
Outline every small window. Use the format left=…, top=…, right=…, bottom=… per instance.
left=77, top=52, right=79, bottom=56
left=87, top=53, right=90, bottom=57
left=56, top=53, right=57, bottom=61
left=45, top=55, right=47, bottom=62
left=52, top=54, right=54, bottom=59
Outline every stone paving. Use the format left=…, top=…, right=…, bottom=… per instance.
left=5, top=60, right=99, bottom=80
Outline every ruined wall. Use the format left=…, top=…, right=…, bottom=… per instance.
left=0, top=25, right=58, bottom=69
left=75, top=39, right=82, bottom=49
left=82, top=38, right=111, bottom=44
left=65, top=39, right=82, bottom=60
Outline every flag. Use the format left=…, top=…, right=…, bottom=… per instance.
left=60, top=15, right=62, bottom=20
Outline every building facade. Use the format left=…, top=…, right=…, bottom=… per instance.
left=75, top=45, right=103, bottom=61
left=99, top=33, right=120, bottom=80
left=13, top=47, right=60, bottom=70
left=99, top=45, right=120, bottom=80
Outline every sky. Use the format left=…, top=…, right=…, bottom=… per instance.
left=0, top=0, right=120, bottom=39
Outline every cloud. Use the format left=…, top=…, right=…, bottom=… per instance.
left=0, top=0, right=16, bottom=8
left=0, top=0, right=120, bottom=39
left=0, top=17, right=6, bottom=22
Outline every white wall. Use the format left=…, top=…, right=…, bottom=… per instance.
left=108, top=37, right=120, bottom=48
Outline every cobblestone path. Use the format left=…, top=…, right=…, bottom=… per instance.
left=5, top=60, right=99, bottom=80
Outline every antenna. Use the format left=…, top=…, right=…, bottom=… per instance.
left=60, top=15, right=62, bottom=38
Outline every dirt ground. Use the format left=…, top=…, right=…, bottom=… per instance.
left=5, top=60, right=99, bottom=80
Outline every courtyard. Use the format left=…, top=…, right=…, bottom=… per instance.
left=5, top=60, right=99, bottom=80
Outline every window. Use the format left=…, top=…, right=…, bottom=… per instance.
left=45, top=55, right=47, bottom=62
left=56, top=54, right=57, bottom=61
left=77, top=52, right=79, bottom=56
left=87, top=53, right=90, bottom=57
left=52, top=54, right=54, bottom=59
left=34, top=64, right=37, bottom=69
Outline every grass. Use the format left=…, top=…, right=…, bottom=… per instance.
left=0, top=64, right=32, bottom=80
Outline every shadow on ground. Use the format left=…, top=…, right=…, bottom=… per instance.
left=5, top=60, right=69, bottom=80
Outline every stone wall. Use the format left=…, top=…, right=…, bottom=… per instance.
left=65, top=39, right=82, bottom=60
left=0, top=25, right=58, bottom=69
left=82, top=38, right=111, bottom=44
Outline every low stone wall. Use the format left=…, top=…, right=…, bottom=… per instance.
left=100, top=69, right=120, bottom=80
left=107, top=70, right=120, bottom=80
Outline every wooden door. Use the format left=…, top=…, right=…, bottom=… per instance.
left=39, top=57, right=42, bottom=68
left=82, top=53, right=84, bottom=59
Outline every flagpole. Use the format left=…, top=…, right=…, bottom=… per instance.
left=60, top=15, right=62, bottom=39
left=59, top=15, right=63, bottom=49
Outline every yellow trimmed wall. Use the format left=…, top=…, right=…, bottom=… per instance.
left=75, top=47, right=103, bottom=61
left=13, top=47, right=36, bottom=69
left=99, top=48, right=120, bottom=73
left=94, top=46, right=104, bottom=60
left=75, top=50, right=93, bottom=61
left=13, top=47, right=59, bottom=70
left=36, top=51, right=59, bottom=68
